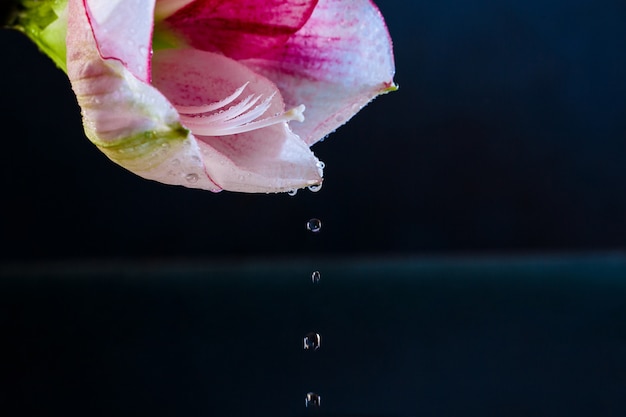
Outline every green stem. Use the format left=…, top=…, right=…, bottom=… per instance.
left=1, top=0, right=69, bottom=72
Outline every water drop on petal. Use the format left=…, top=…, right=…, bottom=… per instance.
left=185, top=173, right=199, bottom=183
left=308, top=184, right=322, bottom=193
left=311, top=271, right=321, bottom=283
left=287, top=189, right=298, bottom=196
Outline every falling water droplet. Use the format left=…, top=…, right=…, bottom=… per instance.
left=305, top=392, right=321, bottom=408
left=311, top=271, right=321, bottom=283
left=185, top=173, right=199, bottom=183
left=303, top=332, right=321, bottom=350
left=306, top=218, right=322, bottom=233
left=308, top=184, right=322, bottom=193
left=287, top=189, right=298, bottom=196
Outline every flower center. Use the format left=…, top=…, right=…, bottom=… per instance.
left=173, top=83, right=305, bottom=137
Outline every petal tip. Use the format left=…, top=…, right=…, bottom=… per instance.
left=381, top=81, right=399, bottom=94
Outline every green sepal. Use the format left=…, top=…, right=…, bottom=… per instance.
left=5, top=0, right=68, bottom=73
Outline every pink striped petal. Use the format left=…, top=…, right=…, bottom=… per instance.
left=152, top=48, right=323, bottom=192
left=241, top=0, right=396, bottom=145
left=83, top=0, right=155, bottom=82
left=163, top=0, right=318, bottom=60
left=67, top=0, right=222, bottom=192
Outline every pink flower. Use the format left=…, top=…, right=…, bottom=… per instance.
left=67, top=0, right=396, bottom=192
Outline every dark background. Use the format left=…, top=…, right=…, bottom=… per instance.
left=1, top=0, right=626, bottom=262
left=4, top=257, right=626, bottom=417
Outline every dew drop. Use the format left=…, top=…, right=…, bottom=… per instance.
left=185, top=173, right=199, bottom=183
left=306, top=218, right=322, bottom=233
left=305, top=392, right=321, bottom=408
left=287, top=189, right=298, bottom=196
left=172, top=158, right=181, bottom=166
left=303, top=332, right=321, bottom=350
left=316, top=161, right=326, bottom=170
left=308, top=184, right=322, bottom=193
left=311, top=271, right=321, bottom=283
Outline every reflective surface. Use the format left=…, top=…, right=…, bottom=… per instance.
left=2, top=253, right=626, bottom=417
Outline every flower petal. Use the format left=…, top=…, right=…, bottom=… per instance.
left=83, top=0, right=155, bottom=82
left=241, top=0, right=397, bottom=145
left=152, top=48, right=323, bottom=193
left=67, top=0, right=221, bottom=191
left=163, top=0, right=318, bottom=60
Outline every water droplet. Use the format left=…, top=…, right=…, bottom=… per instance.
left=287, top=189, right=298, bottom=196
left=303, top=332, right=321, bottom=350
left=316, top=161, right=326, bottom=170
left=311, top=271, right=321, bottom=283
left=306, top=218, right=322, bottom=233
left=308, top=184, right=322, bottom=193
left=185, top=173, right=199, bottom=183
left=172, top=158, right=180, bottom=166
left=305, top=392, right=321, bottom=408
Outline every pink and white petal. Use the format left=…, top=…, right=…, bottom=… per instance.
left=67, top=0, right=221, bottom=191
left=152, top=48, right=322, bottom=193
left=163, top=0, right=318, bottom=60
left=241, top=0, right=396, bottom=145
left=83, top=0, right=155, bottom=82
left=197, top=124, right=323, bottom=193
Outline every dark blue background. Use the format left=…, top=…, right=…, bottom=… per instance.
left=3, top=256, right=626, bottom=417
left=1, top=0, right=626, bottom=260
